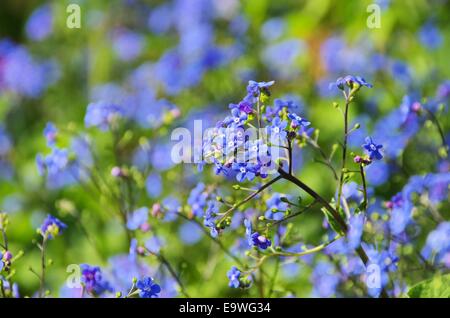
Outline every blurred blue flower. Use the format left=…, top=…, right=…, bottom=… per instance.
left=418, top=22, right=442, bottom=50
left=80, top=264, right=113, bottom=296
left=227, top=266, right=241, bottom=288
left=26, top=4, right=53, bottom=41
left=39, top=214, right=67, bottom=239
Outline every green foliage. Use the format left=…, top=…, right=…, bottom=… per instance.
left=407, top=274, right=450, bottom=298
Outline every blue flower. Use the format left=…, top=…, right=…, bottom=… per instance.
left=418, top=22, right=442, bottom=50
left=126, top=207, right=149, bottom=231
left=244, top=219, right=253, bottom=247
left=43, top=122, right=57, bottom=147
left=251, top=232, right=271, bottom=250
left=188, top=183, right=208, bottom=217
left=232, top=162, right=256, bottom=182
left=39, top=214, right=67, bottom=239
left=80, top=264, right=113, bottom=296
left=229, top=108, right=247, bottom=128
left=84, top=101, right=124, bottom=131
left=247, top=80, right=275, bottom=96
left=421, top=222, right=450, bottom=267
left=25, top=4, right=53, bottom=41
left=288, top=112, right=310, bottom=129
left=363, top=137, right=383, bottom=160
left=203, top=201, right=219, bottom=238
left=136, top=277, right=161, bottom=298
left=346, top=214, right=364, bottom=249
left=333, top=75, right=373, bottom=90
left=112, top=29, right=144, bottom=62
left=265, top=193, right=288, bottom=221
left=269, top=117, right=288, bottom=140
left=227, top=266, right=241, bottom=288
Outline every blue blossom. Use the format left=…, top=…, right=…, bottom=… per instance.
left=333, top=75, right=373, bottom=91
left=43, top=122, right=57, bottom=147
left=188, top=183, right=208, bottom=217
left=244, top=219, right=253, bottom=247
left=84, top=101, right=124, bottom=131
left=203, top=201, right=218, bottom=237
left=136, top=277, right=161, bottom=298
left=363, top=137, right=383, bottom=160
left=112, top=29, right=144, bottom=62
left=126, top=207, right=149, bottom=231
left=421, top=222, right=450, bottom=267
left=227, top=266, right=241, bottom=288
left=251, top=232, right=271, bottom=250
left=26, top=4, right=53, bottom=41
left=269, top=117, right=288, bottom=140
left=246, top=80, right=275, bottom=102
left=80, top=264, right=113, bottom=296
left=229, top=108, right=247, bottom=128
left=418, top=22, right=442, bottom=50
left=265, top=193, right=288, bottom=221
left=288, top=113, right=310, bottom=129
left=232, top=162, right=256, bottom=182
left=311, top=261, right=340, bottom=297
left=178, top=222, right=202, bottom=245
left=39, top=214, right=67, bottom=239
left=346, top=214, right=364, bottom=249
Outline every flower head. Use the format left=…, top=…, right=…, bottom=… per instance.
left=251, top=232, right=272, bottom=250
left=333, top=75, right=372, bottom=91
left=39, top=214, right=67, bottom=239
left=80, top=264, right=113, bottom=296
left=363, top=137, right=383, bottom=160
left=227, top=266, right=241, bottom=288
left=136, top=277, right=161, bottom=298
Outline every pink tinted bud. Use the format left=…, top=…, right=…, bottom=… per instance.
left=354, top=156, right=362, bottom=164
left=3, top=251, right=12, bottom=261
left=111, top=166, right=122, bottom=177
left=411, top=102, right=421, bottom=112
left=137, top=246, right=145, bottom=255
left=140, top=222, right=150, bottom=232
left=170, top=108, right=181, bottom=118
left=151, top=203, right=161, bottom=217
left=385, top=201, right=394, bottom=209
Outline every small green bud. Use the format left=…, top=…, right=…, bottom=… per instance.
left=132, top=277, right=137, bottom=284
left=116, top=292, right=122, bottom=298
left=232, top=185, right=241, bottom=190
left=333, top=102, right=339, bottom=108
left=216, top=196, right=223, bottom=202
left=354, top=123, right=360, bottom=129
left=258, top=216, right=265, bottom=221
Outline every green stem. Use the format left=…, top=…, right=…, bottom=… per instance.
left=336, top=99, right=350, bottom=212
left=39, top=235, right=48, bottom=298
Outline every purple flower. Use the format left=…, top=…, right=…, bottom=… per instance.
left=251, top=232, right=271, bottom=250
left=245, top=80, right=275, bottom=102
left=80, top=264, right=113, bottom=296
left=363, top=137, right=383, bottom=160
left=39, top=214, right=67, bottom=239
left=227, top=266, right=241, bottom=288
left=136, top=277, right=161, bottom=298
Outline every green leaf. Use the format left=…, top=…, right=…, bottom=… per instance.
left=407, top=274, right=450, bottom=298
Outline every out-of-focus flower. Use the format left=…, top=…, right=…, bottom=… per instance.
left=39, top=214, right=67, bottom=239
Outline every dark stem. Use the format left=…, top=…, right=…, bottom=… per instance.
left=359, top=164, right=368, bottom=213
